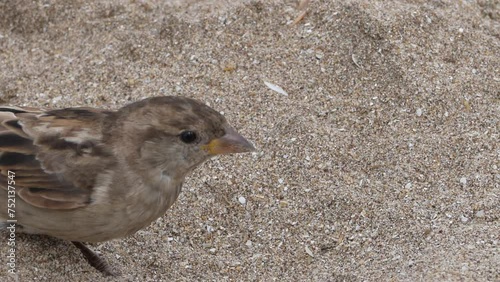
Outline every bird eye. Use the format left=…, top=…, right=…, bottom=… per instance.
left=180, top=131, right=197, bottom=143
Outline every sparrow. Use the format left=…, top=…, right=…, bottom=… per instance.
left=0, top=96, right=255, bottom=275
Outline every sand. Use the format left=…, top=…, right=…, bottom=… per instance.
left=0, top=0, right=498, bottom=281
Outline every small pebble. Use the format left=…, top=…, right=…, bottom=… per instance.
left=238, top=196, right=247, bottom=205
left=460, top=215, right=469, bottom=223
left=416, top=108, right=423, bottom=116
left=206, top=225, right=214, bottom=233
left=475, top=210, right=485, bottom=218
left=279, top=200, right=289, bottom=208
left=460, top=177, right=467, bottom=185
left=52, top=96, right=62, bottom=103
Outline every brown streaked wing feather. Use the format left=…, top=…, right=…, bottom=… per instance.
left=0, top=132, right=36, bottom=153
left=0, top=105, right=116, bottom=209
left=18, top=188, right=89, bottom=209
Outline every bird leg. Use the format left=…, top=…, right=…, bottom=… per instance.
left=72, top=241, right=119, bottom=276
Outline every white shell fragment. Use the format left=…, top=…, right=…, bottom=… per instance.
left=305, top=246, right=314, bottom=257
left=351, top=54, right=361, bottom=68
left=263, top=81, right=289, bottom=96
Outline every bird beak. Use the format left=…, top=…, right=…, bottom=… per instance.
left=203, top=126, right=255, bottom=155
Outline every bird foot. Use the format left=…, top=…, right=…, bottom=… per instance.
left=72, top=241, right=120, bottom=276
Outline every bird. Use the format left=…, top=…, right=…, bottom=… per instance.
left=0, top=96, right=255, bottom=275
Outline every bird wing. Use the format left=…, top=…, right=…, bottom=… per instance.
left=0, top=105, right=116, bottom=209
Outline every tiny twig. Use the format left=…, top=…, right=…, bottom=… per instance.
left=292, top=10, right=307, bottom=25
left=292, top=0, right=311, bottom=26
left=298, top=0, right=311, bottom=10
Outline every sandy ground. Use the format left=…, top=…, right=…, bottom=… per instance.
left=0, top=0, right=498, bottom=281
